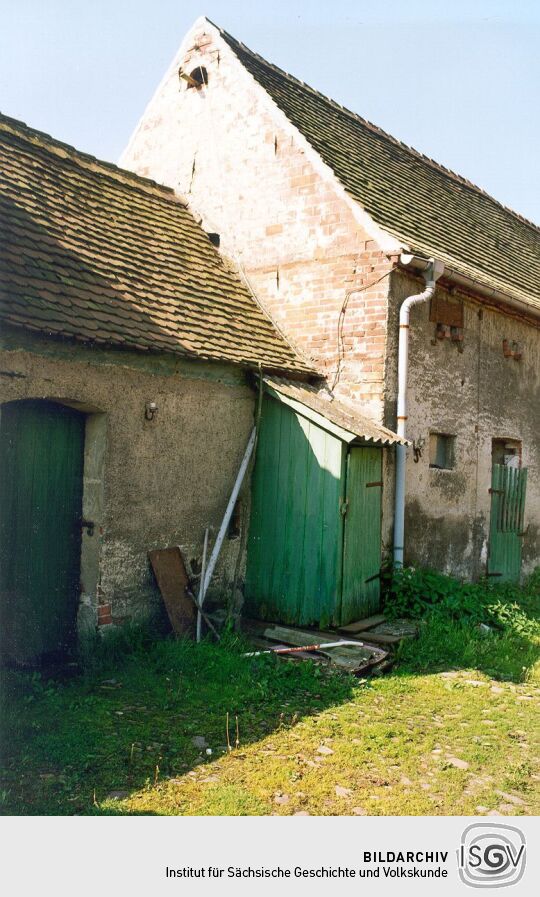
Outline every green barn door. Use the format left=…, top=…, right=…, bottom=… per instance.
left=0, top=400, right=85, bottom=665
left=341, top=446, right=382, bottom=623
left=245, top=396, right=343, bottom=629
left=488, top=464, right=527, bottom=583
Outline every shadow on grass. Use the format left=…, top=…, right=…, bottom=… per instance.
left=1, top=608, right=538, bottom=816
left=0, top=633, right=357, bottom=816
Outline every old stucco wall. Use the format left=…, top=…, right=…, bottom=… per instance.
left=0, top=328, right=255, bottom=632
left=384, top=272, right=540, bottom=578
left=121, top=20, right=399, bottom=423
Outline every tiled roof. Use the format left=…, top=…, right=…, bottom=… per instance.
left=263, top=377, right=408, bottom=446
left=218, top=25, right=540, bottom=315
left=0, top=114, right=313, bottom=373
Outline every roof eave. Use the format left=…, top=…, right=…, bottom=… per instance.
left=398, top=256, right=540, bottom=323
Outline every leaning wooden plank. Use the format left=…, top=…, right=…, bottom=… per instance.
left=148, top=547, right=196, bottom=637
left=338, top=614, right=386, bottom=634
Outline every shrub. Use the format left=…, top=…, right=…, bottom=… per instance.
left=384, top=565, right=540, bottom=639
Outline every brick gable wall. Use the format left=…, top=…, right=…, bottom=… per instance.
left=122, top=23, right=395, bottom=423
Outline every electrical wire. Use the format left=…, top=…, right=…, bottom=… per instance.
left=330, top=268, right=392, bottom=391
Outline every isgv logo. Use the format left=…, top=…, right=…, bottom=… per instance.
left=458, top=823, right=526, bottom=888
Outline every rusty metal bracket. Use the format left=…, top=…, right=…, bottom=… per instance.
left=366, top=481, right=383, bottom=488
left=81, top=519, right=95, bottom=537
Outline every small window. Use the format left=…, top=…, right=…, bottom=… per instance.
left=492, top=438, right=521, bottom=468
left=184, top=66, right=208, bottom=89
left=429, top=433, right=455, bottom=470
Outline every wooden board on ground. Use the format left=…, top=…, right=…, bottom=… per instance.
left=338, top=614, right=386, bottom=634
left=262, top=624, right=388, bottom=674
left=359, top=632, right=403, bottom=645
left=361, top=619, right=418, bottom=645
left=148, top=547, right=196, bottom=636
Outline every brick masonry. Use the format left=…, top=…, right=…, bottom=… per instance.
left=121, top=22, right=396, bottom=424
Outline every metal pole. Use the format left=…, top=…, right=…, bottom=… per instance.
left=197, top=528, right=209, bottom=643
left=199, top=426, right=257, bottom=611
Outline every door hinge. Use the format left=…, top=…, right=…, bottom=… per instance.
left=366, top=481, right=383, bottom=488
left=489, top=488, right=504, bottom=495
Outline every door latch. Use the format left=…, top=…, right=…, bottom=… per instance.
left=81, top=519, right=95, bottom=537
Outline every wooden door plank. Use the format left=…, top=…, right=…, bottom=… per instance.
left=341, top=446, right=382, bottom=623
left=488, top=463, right=527, bottom=582
left=246, top=395, right=342, bottom=628
left=148, top=547, right=195, bottom=636
left=338, top=614, right=386, bottom=634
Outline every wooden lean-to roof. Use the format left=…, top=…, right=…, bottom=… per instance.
left=0, top=113, right=313, bottom=373
left=217, top=24, right=540, bottom=316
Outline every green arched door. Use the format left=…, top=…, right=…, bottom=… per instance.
left=0, top=400, right=85, bottom=665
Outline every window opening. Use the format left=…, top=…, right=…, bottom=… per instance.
left=429, top=433, right=455, bottom=470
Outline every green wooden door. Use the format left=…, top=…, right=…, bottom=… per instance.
left=341, top=446, right=382, bottom=623
left=0, top=400, right=85, bottom=665
left=245, top=396, right=344, bottom=628
left=488, top=464, right=527, bottom=583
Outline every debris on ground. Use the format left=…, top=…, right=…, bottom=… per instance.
left=341, top=618, right=418, bottom=646
left=257, top=624, right=389, bottom=674
left=242, top=613, right=417, bottom=676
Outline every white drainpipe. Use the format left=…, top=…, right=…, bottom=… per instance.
left=393, top=256, right=444, bottom=566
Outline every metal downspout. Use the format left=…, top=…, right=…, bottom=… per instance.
left=393, top=257, right=444, bottom=566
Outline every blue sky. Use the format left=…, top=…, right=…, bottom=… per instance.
left=1, top=0, right=539, bottom=222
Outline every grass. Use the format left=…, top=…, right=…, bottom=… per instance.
left=1, top=581, right=539, bottom=817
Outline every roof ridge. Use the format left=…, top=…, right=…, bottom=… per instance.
left=0, top=112, right=184, bottom=206
left=215, top=24, right=540, bottom=235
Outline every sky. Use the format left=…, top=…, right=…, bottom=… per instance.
left=1, top=0, right=539, bottom=223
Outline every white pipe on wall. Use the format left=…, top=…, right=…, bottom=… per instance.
left=393, top=257, right=444, bottom=567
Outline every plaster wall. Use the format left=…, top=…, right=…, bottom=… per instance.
left=384, top=272, right=540, bottom=578
left=0, top=329, right=254, bottom=631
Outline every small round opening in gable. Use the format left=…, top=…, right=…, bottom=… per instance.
left=179, top=66, right=208, bottom=90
